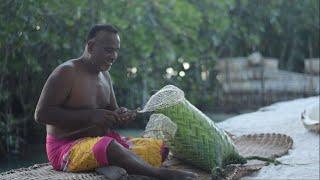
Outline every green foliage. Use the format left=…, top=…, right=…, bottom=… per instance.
left=0, top=0, right=318, bottom=155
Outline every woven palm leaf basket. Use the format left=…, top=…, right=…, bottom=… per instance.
left=139, top=85, right=293, bottom=178
left=139, top=85, right=246, bottom=176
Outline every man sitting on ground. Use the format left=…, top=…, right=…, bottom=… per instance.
left=34, top=24, right=197, bottom=180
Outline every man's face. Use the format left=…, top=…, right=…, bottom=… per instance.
left=88, top=31, right=120, bottom=71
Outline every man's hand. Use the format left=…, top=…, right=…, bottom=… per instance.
left=115, top=107, right=136, bottom=124
left=115, top=107, right=128, bottom=114
left=91, top=109, right=119, bottom=128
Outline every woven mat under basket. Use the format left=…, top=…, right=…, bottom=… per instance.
left=163, top=133, right=293, bottom=180
left=0, top=133, right=293, bottom=180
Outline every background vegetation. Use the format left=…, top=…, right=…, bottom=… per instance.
left=0, top=0, right=319, bottom=156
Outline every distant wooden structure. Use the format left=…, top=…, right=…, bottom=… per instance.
left=304, top=58, right=320, bottom=75
left=214, top=53, right=319, bottom=111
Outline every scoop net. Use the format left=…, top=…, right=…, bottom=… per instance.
left=139, top=85, right=185, bottom=113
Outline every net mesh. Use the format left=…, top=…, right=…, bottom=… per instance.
left=142, top=113, right=177, bottom=143
left=139, top=85, right=185, bottom=113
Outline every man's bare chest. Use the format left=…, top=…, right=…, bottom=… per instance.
left=65, top=75, right=111, bottom=109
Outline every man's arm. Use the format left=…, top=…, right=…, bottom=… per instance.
left=103, top=72, right=136, bottom=124
left=34, top=63, right=95, bottom=129
left=104, top=72, right=135, bottom=115
left=104, top=71, right=119, bottom=111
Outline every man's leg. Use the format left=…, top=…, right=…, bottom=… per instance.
left=96, top=166, right=128, bottom=179
left=107, top=141, right=198, bottom=180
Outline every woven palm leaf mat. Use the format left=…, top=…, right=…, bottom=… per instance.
left=0, top=133, right=293, bottom=180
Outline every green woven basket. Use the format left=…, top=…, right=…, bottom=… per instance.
left=140, top=85, right=246, bottom=175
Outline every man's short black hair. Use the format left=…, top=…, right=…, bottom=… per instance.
left=86, top=24, right=118, bottom=42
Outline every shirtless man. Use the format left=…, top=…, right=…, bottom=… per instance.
left=34, top=24, right=197, bottom=180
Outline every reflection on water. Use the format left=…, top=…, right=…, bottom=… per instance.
left=205, top=113, right=237, bottom=123
left=0, top=144, right=47, bottom=173
left=117, top=129, right=144, bottom=137
left=0, top=113, right=235, bottom=172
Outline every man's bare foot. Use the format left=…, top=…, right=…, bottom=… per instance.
left=96, top=166, right=128, bottom=180
left=157, top=168, right=198, bottom=180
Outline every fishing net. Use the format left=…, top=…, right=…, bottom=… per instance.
left=142, top=113, right=177, bottom=143
left=139, top=85, right=246, bottom=175
left=140, top=85, right=185, bottom=112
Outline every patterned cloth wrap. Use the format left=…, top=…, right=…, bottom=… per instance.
left=46, top=131, right=168, bottom=172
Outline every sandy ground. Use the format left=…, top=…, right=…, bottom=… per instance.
left=218, top=96, right=320, bottom=180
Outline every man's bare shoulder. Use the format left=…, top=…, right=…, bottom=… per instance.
left=50, top=59, right=80, bottom=78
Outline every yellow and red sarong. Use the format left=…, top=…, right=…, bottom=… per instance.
left=46, top=131, right=168, bottom=172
